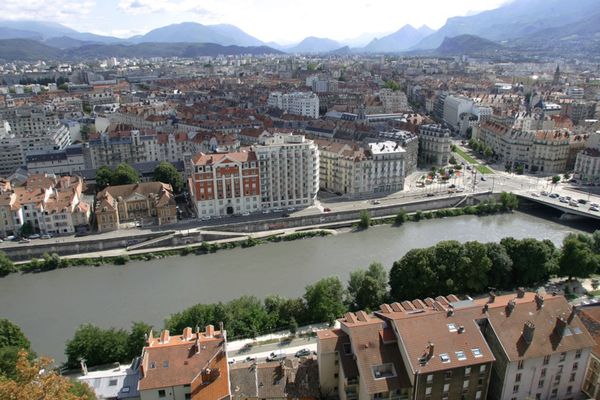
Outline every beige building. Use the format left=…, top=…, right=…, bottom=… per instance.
left=579, top=305, right=600, bottom=399
left=418, top=124, right=451, bottom=166
left=95, top=182, right=177, bottom=232
left=575, top=133, right=600, bottom=184
left=138, top=325, right=230, bottom=400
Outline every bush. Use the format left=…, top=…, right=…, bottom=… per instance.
left=358, top=210, right=371, bottom=229
left=394, top=210, right=408, bottom=225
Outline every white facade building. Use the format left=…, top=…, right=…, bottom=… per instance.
left=253, top=133, right=319, bottom=209
left=575, top=133, right=600, bottom=184
left=368, top=141, right=406, bottom=193
left=267, top=92, right=320, bottom=119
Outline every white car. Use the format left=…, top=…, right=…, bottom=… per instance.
left=261, top=209, right=271, bottom=214
left=591, top=206, right=599, bottom=212
left=241, top=212, right=250, bottom=216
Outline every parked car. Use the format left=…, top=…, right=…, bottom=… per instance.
left=40, top=234, right=52, bottom=239
left=559, top=197, right=568, bottom=203
left=549, top=193, right=559, bottom=199
left=294, top=348, right=311, bottom=357
left=282, top=213, right=290, bottom=218
left=541, top=191, right=549, bottom=196
left=272, top=208, right=283, bottom=213
left=18, top=238, right=30, bottom=244
left=261, top=209, right=271, bottom=214
left=323, top=207, right=332, bottom=212
left=481, top=176, right=486, bottom=181
left=578, top=199, right=587, bottom=204
left=28, top=234, right=40, bottom=239
left=245, top=356, right=256, bottom=362
left=267, top=352, right=287, bottom=362
left=6, top=235, right=16, bottom=241
left=591, top=203, right=599, bottom=208
left=372, top=200, right=381, bottom=205
left=287, top=207, right=295, bottom=212
left=449, top=184, right=456, bottom=189
left=241, top=212, right=250, bottom=216
left=531, top=192, right=539, bottom=197
left=590, top=206, right=599, bottom=212
left=569, top=200, right=579, bottom=207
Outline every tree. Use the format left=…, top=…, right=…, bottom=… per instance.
left=95, top=166, right=113, bottom=191
left=483, top=146, right=493, bottom=159
left=563, top=173, right=571, bottom=181
left=501, top=237, right=556, bottom=286
left=225, top=296, right=272, bottom=339
left=0, top=350, right=94, bottom=399
left=347, top=263, right=388, bottom=311
left=358, top=210, right=371, bottom=229
left=394, top=210, right=408, bottom=225
left=460, top=241, right=491, bottom=293
left=304, top=277, right=346, bottom=325
left=0, top=252, right=16, bottom=277
left=153, top=162, right=184, bottom=193
left=593, top=230, right=600, bottom=254
left=485, top=242, right=513, bottom=290
left=65, top=324, right=129, bottom=369
left=0, top=319, right=31, bottom=379
left=552, top=175, right=561, bottom=184
left=389, top=248, right=437, bottom=300
left=515, top=165, right=524, bottom=175
left=384, top=80, right=400, bottom=91
left=288, top=318, right=298, bottom=336
left=449, top=155, right=457, bottom=165
left=559, top=234, right=599, bottom=280
left=111, top=163, right=140, bottom=186
left=500, top=192, right=519, bottom=211
left=126, top=322, right=152, bottom=360
left=19, top=221, right=34, bottom=237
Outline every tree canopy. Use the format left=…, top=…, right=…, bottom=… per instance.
left=304, top=277, right=346, bottom=325
left=559, top=234, right=599, bottom=280
left=0, top=319, right=32, bottom=379
left=153, top=162, right=184, bottom=193
left=0, top=252, right=16, bottom=277
left=65, top=324, right=129, bottom=369
left=95, top=164, right=140, bottom=191
left=347, top=262, right=388, bottom=311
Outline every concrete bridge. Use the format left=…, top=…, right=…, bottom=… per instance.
left=517, top=191, right=600, bottom=221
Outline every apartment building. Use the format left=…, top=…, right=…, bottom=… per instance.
left=483, top=292, right=594, bottom=400
left=578, top=305, right=600, bottom=399
left=267, top=92, right=320, bottom=119
left=368, top=141, right=405, bottom=194
left=317, top=141, right=373, bottom=196
left=0, top=106, right=60, bottom=136
left=443, top=95, right=473, bottom=130
left=478, top=120, right=575, bottom=173
left=317, top=291, right=594, bottom=400
left=575, top=133, right=600, bottom=185
left=138, top=325, right=230, bottom=400
left=253, top=133, right=319, bottom=209
left=188, top=151, right=261, bottom=217
left=379, top=89, right=410, bottom=114
left=418, top=124, right=451, bottom=166
left=86, top=130, right=161, bottom=169
left=25, top=145, right=86, bottom=175
left=95, top=182, right=177, bottom=232
left=0, top=174, right=90, bottom=236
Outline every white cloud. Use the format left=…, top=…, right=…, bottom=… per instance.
left=0, top=0, right=94, bottom=22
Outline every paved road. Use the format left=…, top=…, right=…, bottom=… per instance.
left=228, top=335, right=317, bottom=363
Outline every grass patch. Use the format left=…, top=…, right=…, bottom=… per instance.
left=475, top=165, right=494, bottom=174
left=453, top=146, right=478, bottom=164
left=587, top=290, right=600, bottom=297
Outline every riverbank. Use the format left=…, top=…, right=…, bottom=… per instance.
left=3, top=197, right=518, bottom=276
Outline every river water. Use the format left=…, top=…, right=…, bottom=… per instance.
left=0, top=211, right=594, bottom=362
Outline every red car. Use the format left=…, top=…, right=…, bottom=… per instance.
left=323, top=207, right=332, bottom=212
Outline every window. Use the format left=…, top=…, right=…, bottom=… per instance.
left=573, top=362, right=579, bottom=371
left=538, top=379, right=544, bottom=388
left=560, top=352, right=567, bottom=362
left=475, top=391, right=482, bottom=400
left=567, top=385, right=572, bottom=394
left=551, top=388, right=558, bottom=398
left=516, top=373, right=521, bottom=382
left=543, top=355, right=551, bottom=365
left=447, top=323, right=457, bottom=332
left=472, top=348, right=482, bottom=358
left=108, top=379, right=118, bottom=386
left=443, top=383, right=450, bottom=393
left=425, top=387, right=432, bottom=395
left=440, top=353, right=450, bottom=363
left=513, top=384, right=519, bottom=393
left=465, top=367, right=471, bottom=376
left=158, top=390, right=166, bottom=398
left=456, top=351, right=467, bottom=361
left=480, top=364, right=486, bottom=373
left=426, top=374, right=433, bottom=383
left=576, top=349, right=582, bottom=359
left=185, top=395, right=191, bottom=400
left=463, top=380, right=469, bottom=389
left=535, top=393, right=541, bottom=400
left=518, top=360, right=524, bottom=370
left=163, top=360, right=169, bottom=368
left=541, top=368, right=546, bottom=377
left=570, top=372, right=576, bottom=382
left=445, top=371, right=453, bottom=380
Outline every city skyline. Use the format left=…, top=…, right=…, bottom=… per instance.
left=0, top=0, right=510, bottom=44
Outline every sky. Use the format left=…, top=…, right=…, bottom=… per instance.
left=0, top=0, right=511, bottom=44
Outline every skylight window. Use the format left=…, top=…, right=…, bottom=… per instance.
left=440, top=353, right=451, bottom=363
left=471, top=348, right=483, bottom=358
left=456, top=351, right=467, bottom=361
left=447, top=323, right=457, bottom=332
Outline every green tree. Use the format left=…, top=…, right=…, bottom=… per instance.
left=593, top=231, right=600, bottom=254
left=69, top=380, right=97, bottom=399
left=165, top=303, right=227, bottom=337
left=358, top=210, right=371, bottom=229
left=0, top=252, right=16, bottom=277
left=111, top=163, right=140, bottom=186
left=126, top=322, right=152, bottom=360
left=485, top=242, right=513, bottom=290
left=483, top=146, right=493, bottom=159
left=19, top=221, right=34, bottom=237
left=304, top=277, right=346, bottom=325
left=449, top=155, right=457, bottom=165
left=288, top=317, right=298, bottom=336
left=501, top=237, right=556, bottom=286
left=0, top=319, right=32, bottom=379
left=460, top=241, right=491, bottom=293
left=384, top=80, right=400, bottom=91
left=394, top=210, right=408, bottom=225
left=389, top=247, right=437, bottom=300
left=559, top=234, right=599, bottom=280
left=153, top=162, right=184, bottom=193
left=347, top=262, right=388, bottom=311
left=500, top=192, right=519, bottom=210
left=515, top=165, right=524, bottom=175
left=95, top=166, right=113, bottom=191
left=225, top=296, right=272, bottom=339
left=433, top=241, right=467, bottom=294
left=552, top=175, right=561, bottom=184
left=65, top=324, right=129, bottom=369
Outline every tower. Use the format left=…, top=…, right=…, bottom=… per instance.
left=552, top=65, right=561, bottom=86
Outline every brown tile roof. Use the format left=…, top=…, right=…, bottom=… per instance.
left=577, top=305, right=600, bottom=358
left=486, top=294, right=595, bottom=362
left=138, top=328, right=230, bottom=400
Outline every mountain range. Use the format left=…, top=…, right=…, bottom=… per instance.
left=1, top=0, right=600, bottom=59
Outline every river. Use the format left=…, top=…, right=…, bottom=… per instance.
left=0, top=211, right=594, bottom=363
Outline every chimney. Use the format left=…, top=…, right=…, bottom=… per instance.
left=535, top=293, right=544, bottom=309
left=159, top=329, right=170, bottom=344
left=427, top=342, right=435, bottom=360
left=483, top=303, right=489, bottom=313
left=568, top=306, right=576, bottom=324
left=506, top=299, right=516, bottom=315
left=147, top=330, right=154, bottom=346
left=458, top=326, right=465, bottom=334
left=554, top=317, right=568, bottom=338
left=447, top=306, right=455, bottom=317
left=488, top=291, right=496, bottom=303
left=517, top=287, right=525, bottom=298
left=183, top=327, right=193, bottom=341
left=205, top=324, right=215, bottom=338
left=522, top=321, right=535, bottom=344
left=195, top=336, right=200, bottom=354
